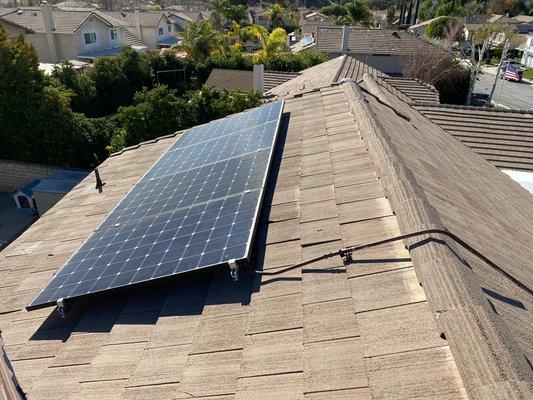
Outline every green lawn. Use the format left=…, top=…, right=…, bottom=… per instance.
left=523, top=68, right=533, bottom=80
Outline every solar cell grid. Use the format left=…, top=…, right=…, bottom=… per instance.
left=27, top=101, right=284, bottom=310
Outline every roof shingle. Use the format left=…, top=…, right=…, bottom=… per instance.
left=414, top=104, right=533, bottom=171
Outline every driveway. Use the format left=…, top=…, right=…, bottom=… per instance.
left=474, top=67, right=533, bottom=110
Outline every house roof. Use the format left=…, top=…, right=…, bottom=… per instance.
left=409, top=16, right=445, bottom=30
left=102, top=11, right=169, bottom=28
left=267, top=55, right=439, bottom=104
left=379, top=76, right=440, bottom=104
left=204, top=68, right=300, bottom=92
left=414, top=103, right=533, bottom=171
left=52, top=1, right=98, bottom=8
left=514, top=14, right=533, bottom=23
left=316, top=27, right=435, bottom=55
left=0, top=8, right=120, bottom=34
left=0, top=70, right=532, bottom=399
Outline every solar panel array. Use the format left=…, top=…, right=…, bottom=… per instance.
left=27, top=101, right=284, bottom=310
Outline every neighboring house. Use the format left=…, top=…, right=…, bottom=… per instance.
left=521, top=35, right=533, bottom=66
left=165, top=7, right=210, bottom=32
left=414, top=103, right=533, bottom=173
left=52, top=1, right=99, bottom=8
left=315, top=26, right=438, bottom=75
left=249, top=7, right=269, bottom=29
left=165, top=10, right=196, bottom=32
left=303, top=12, right=329, bottom=22
left=0, top=54, right=531, bottom=400
left=103, top=10, right=179, bottom=49
left=409, top=16, right=446, bottom=36
left=204, top=67, right=299, bottom=93
left=299, top=17, right=336, bottom=38
left=0, top=5, right=145, bottom=62
left=267, top=54, right=440, bottom=104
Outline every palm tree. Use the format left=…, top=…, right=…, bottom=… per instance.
left=179, top=21, right=228, bottom=61
left=267, top=4, right=284, bottom=29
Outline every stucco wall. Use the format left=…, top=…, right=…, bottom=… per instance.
left=0, top=160, right=55, bottom=194
left=75, top=16, right=122, bottom=55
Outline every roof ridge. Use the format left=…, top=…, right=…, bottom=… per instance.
left=342, top=77, right=532, bottom=399
left=413, top=102, right=533, bottom=114
left=109, top=132, right=180, bottom=157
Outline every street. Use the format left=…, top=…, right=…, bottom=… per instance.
left=474, top=68, right=533, bottom=110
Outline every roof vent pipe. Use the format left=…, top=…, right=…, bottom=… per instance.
left=341, top=25, right=350, bottom=52
left=41, top=3, right=59, bottom=62
left=253, top=64, right=264, bottom=93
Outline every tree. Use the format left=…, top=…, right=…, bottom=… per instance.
left=402, top=42, right=470, bottom=104
left=321, top=3, right=348, bottom=17
left=253, top=27, right=290, bottom=64
left=386, top=5, right=396, bottom=25
left=267, top=4, right=285, bottom=28
left=112, top=85, right=262, bottom=152
left=210, top=0, right=227, bottom=30
left=346, top=0, right=374, bottom=27
left=50, top=61, right=97, bottom=115
left=418, top=0, right=436, bottom=21
left=89, top=56, right=131, bottom=116
left=223, top=3, right=250, bottom=25
left=0, top=27, right=101, bottom=168
left=425, top=16, right=457, bottom=39
left=179, top=20, right=229, bottom=61
left=117, top=85, right=191, bottom=148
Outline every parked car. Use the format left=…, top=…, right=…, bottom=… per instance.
left=472, top=92, right=490, bottom=106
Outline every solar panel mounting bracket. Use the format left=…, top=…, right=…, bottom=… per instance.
left=228, top=259, right=239, bottom=281
left=56, top=298, right=72, bottom=318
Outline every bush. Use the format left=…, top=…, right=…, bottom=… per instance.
left=403, top=42, right=470, bottom=105
left=112, top=85, right=262, bottom=152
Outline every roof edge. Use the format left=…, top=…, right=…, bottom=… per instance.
left=0, top=15, right=35, bottom=33
left=413, top=102, right=533, bottom=115
left=341, top=77, right=533, bottom=400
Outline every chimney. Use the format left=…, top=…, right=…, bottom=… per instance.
left=134, top=8, right=142, bottom=41
left=253, top=64, right=264, bottom=93
left=41, top=3, right=59, bottom=62
left=341, top=25, right=350, bottom=52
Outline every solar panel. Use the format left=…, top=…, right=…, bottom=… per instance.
left=27, top=101, right=284, bottom=310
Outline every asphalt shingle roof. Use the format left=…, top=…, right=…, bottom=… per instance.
left=0, top=61, right=531, bottom=400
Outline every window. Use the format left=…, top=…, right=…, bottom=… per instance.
left=110, top=28, right=118, bottom=40
left=167, top=23, right=171, bottom=33
left=158, top=27, right=164, bottom=35
left=84, top=32, right=97, bottom=45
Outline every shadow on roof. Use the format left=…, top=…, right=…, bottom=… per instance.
left=27, top=112, right=294, bottom=343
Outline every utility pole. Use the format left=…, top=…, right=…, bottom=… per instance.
left=487, top=39, right=509, bottom=105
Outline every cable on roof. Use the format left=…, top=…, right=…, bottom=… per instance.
left=254, top=228, right=532, bottom=296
